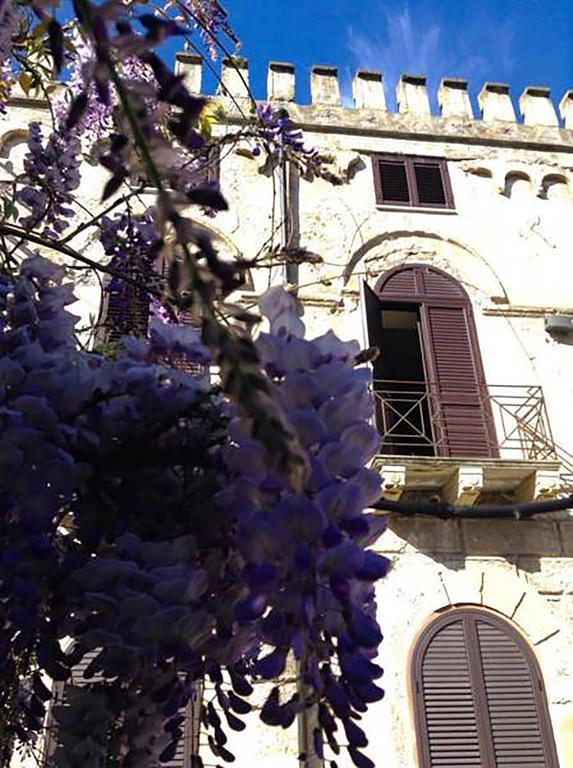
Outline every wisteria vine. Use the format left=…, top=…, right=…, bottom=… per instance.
left=0, top=0, right=389, bottom=766
left=0, top=258, right=388, bottom=768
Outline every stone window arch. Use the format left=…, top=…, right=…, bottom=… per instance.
left=411, top=607, right=560, bottom=768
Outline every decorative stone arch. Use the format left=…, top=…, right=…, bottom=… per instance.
left=0, top=127, right=29, bottom=155
left=541, top=173, right=571, bottom=201
left=409, top=604, right=561, bottom=768
left=437, top=566, right=562, bottom=647
left=0, top=128, right=30, bottom=179
left=344, top=230, right=509, bottom=308
left=503, top=169, right=534, bottom=199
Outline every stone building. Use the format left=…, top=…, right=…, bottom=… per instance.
left=2, top=53, right=573, bottom=767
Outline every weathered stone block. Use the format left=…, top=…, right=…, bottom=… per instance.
left=389, top=516, right=462, bottom=553
left=396, top=74, right=430, bottom=115
left=353, top=70, right=386, bottom=110
left=267, top=62, right=295, bottom=102
left=219, top=56, right=250, bottom=99
left=439, top=567, right=482, bottom=606
left=559, top=522, right=573, bottom=556
left=175, top=52, right=202, bottom=94
left=512, top=590, right=562, bottom=644
left=519, top=86, right=559, bottom=127
left=478, top=82, right=516, bottom=122
left=310, top=66, right=341, bottom=105
left=438, top=77, right=473, bottom=119
left=481, top=563, right=527, bottom=617
left=517, top=557, right=573, bottom=594
left=462, top=519, right=561, bottom=556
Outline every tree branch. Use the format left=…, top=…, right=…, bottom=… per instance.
left=0, top=223, right=160, bottom=294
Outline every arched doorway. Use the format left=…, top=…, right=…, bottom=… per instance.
left=361, top=264, right=498, bottom=458
left=411, top=607, right=560, bottom=767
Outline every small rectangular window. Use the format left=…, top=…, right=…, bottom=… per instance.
left=373, top=155, right=454, bottom=209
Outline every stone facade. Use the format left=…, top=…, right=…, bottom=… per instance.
left=3, top=57, right=573, bottom=767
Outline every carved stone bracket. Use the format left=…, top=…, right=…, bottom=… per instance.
left=515, top=469, right=562, bottom=502
left=442, top=466, right=484, bottom=505
left=381, top=465, right=407, bottom=501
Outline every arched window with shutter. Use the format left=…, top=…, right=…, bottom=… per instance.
left=361, top=263, right=498, bottom=458
left=411, top=608, right=560, bottom=768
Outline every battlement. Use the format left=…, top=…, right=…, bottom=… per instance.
left=175, top=53, right=573, bottom=143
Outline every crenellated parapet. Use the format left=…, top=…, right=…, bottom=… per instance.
left=173, top=54, right=573, bottom=148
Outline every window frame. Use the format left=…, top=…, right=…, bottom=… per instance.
left=410, top=607, right=560, bottom=768
left=371, top=153, right=455, bottom=210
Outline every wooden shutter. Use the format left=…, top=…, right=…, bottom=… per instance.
left=476, top=621, right=552, bottom=767
left=413, top=161, right=448, bottom=207
left=360, top=279, right=384, bottom=378
left=376, top=264, right=498, bottom=459
left=417, top=617, right=484, bottom=766
left=375, top=159, right=411, bottom=204
left=105, top=278, right=150, bottom=342
left=421, top=304, right=496, bottom=458
left=164, top=682, right=202, bottom=768
left=372, top=156, right=454, bottom=208
left=413, top=609, right=560, bottom=768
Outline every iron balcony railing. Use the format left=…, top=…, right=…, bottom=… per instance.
left=372, top=380, right=570, bottom=466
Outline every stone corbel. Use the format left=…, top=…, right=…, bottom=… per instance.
left=442, top=466, right=484, bottom=505
left=515, top=469, right=562, bottom=502
left=381, top=465, right=406, bottom=501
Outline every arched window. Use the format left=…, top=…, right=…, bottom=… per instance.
left=411, top=608, right=559, bottom=768
left=361, top=264, right=497, bottom=458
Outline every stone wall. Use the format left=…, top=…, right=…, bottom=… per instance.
left=365, top=516, right=573, bottom=767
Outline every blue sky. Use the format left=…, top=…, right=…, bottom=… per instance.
left=215, top=0, right=572, bottom=116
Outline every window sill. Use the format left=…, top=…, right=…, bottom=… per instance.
left=375, top=204, right=458, bottom=215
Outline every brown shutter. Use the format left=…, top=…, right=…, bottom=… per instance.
left=105, top=279, right=150, bottom=341
left=476, top=620, right=555, bottom=767
left=421, top=304, right=497, bottom=458
left=378, top=268, right=418, bottom=297
left=372, top=156, right=454, bottom=208
left=418, top=617, right=484, bottom=766
left=163, top=682, right=202, bottom=768
left=413, top=162, right=447, bottom=207
left=413, top=609, right=560, bottom=768
left=376, top=159, right=411, bottom=204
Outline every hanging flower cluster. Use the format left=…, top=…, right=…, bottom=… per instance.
left=0, top=2, right=390, bottom=762
left=254, top=103, right=323, bottom=172
left=16, top=123, right=82, bottom=238
left=219, top=288, right=389, bottom=767
left=0, top=260, right=387, bottom=768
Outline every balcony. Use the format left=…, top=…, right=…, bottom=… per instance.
left=370, top=381, right=573, bottom=504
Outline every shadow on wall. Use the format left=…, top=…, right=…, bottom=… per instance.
left=384, top=513, right=568, bottom=575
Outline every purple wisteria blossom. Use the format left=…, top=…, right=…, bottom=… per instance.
left=255, top=103, right=322, bottom=170
left=220, top=288, right=389, bottom=767
left=16, top=123, right=81, bottom=238
left=0, top=261, right=387, bottom=768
